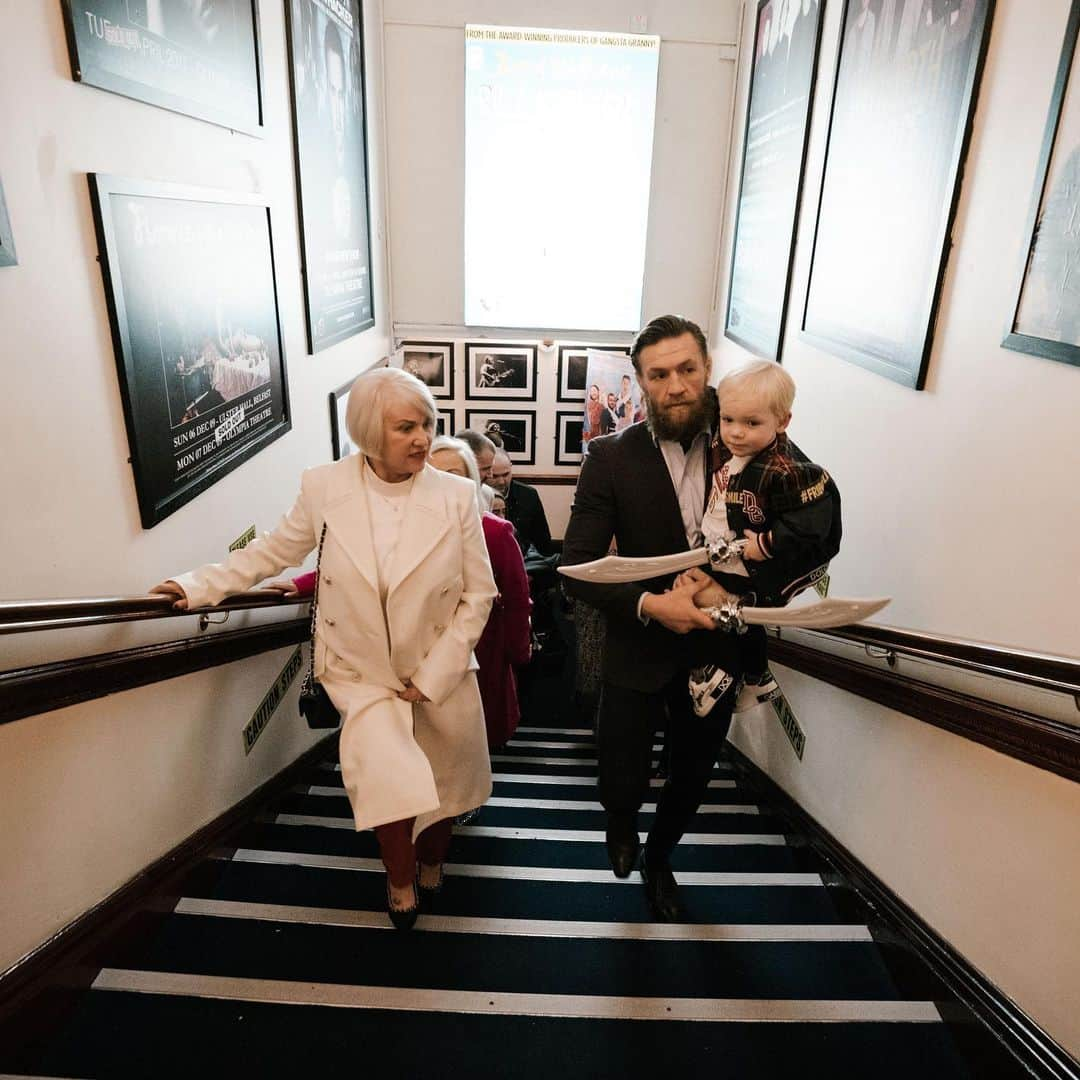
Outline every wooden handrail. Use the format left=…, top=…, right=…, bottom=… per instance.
left=0, top=590, right=306, bottom=635
left=794, top=623, right=1080, bottom=698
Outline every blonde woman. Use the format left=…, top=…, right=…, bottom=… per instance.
left=152, top=368, right=496, bottom=929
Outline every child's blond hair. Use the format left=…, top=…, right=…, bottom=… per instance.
left=716, top=359, right=795, bottom=420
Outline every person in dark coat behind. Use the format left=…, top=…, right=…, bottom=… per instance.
left=430, top=437, right=532, bottom=748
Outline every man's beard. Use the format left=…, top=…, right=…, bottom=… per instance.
left=644, top=389, right=711, bottom=442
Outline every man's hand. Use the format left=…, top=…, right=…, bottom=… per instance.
left=640, top=581, right=717, bottom=634
left=397, top=680, right=430, bottom=704
left=672, top=567, right=739, bottom=611
left=150, top=581, right=189, bottom=611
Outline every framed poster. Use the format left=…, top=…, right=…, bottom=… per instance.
left=60, top=0, right=264, bottom=135
left=329, top=377, right=357, bottom=459
left=582, top=348, right=642, bottom=443
left=557, top=344, right=628, bottom=402
left=0, top=179, right=16, bottom=268
left=1004, top=0, right=1080, bottom=369
left=286, top=0, right=375, bottom=352
left=555, top=410, right=585, bottom=466
left=436, top=408, right=456, bottom=436
left=465, top=343, right=538, bottom=401
left=400, top=341, right=454, bottom=398
left=89, top=174, right=290, bottom=528
left=464, top=409, right=536, bottom=465
left=802, top=0, right=995, bottom=389
left=725, top=0, right=825, bottom=361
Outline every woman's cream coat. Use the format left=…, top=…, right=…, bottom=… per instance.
left=173, top=456, right=497, bottom=836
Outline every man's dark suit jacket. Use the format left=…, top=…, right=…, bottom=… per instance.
left=562, top=420, right=717, bottom=693
left=505, top=479, right=553, bottom=556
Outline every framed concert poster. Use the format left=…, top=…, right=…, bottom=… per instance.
left=554, top=410, right=585, bottom=466
left=802, top=0, right=995, bottom=389
left=0, top=179, right=16, bottom=268
left=60, top=0, right=264, bottom=136
left=1003, top=0, right=1080, bottom=369
left=725, top=0, right=825, bottom=361
left=465, top=343, right=538, bottom=401
left=329, top=377, right=357, bottom=459
left=89, top=174, right=291, bottom=527
left=464, top=409, right=536, bottom=465
left=400, top=341, right=454, bottom=398
left=286, top=0, right=375, bottom=352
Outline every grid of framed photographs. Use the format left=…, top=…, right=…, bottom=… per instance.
left=465, top=409, right=536, bottom=465
left=465, top=343, right=538, bottom=401
left=556, top=344, right=628, bottom=402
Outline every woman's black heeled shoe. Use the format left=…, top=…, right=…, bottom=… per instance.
left=387, top=880, right=419, bottom=931
left=417, top=862, right=445, bottom=905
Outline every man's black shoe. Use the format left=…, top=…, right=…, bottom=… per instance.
left=641, top=854, right=686, bottom=923
left=605, top=827, right=640, bottom=879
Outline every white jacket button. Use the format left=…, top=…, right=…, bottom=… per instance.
left=324, top=576, right=333, bottom=586
left=326, top=617, right=336, bottom=626
left=440, top=586, right=449, bottom=596
left=435, top=624, right=445, bottom=633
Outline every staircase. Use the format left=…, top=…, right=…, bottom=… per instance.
left=0, top=725, right=1028, bottom=1077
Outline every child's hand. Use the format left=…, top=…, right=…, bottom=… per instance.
left=742, top=530, right=767, bottom=561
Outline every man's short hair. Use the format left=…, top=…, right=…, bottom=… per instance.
left=716, top=358, right=796, bottom=420
left=456, top=428, right=496, bottom=458
left=630, top=315, right=708, bottom=372
left=346, top=367, right=436, bottom=458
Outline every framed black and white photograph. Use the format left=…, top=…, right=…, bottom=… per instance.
left=464, top=409, right=536, bottom=465
left=801, top=0, right=995, bottom=389
left=465, top=343, right=537, bottom=401
left=725, top=0, right=825, bottom=361
left=557, top=345, right=628, bottom=402
left=89, top=174, right=290, bottom=528
left=60, top=1, right=264, bottom=136
left=400, top=341, right=454, bottom=398
left=1004, top=0, right=1080, bottom=369
left=436, top=408, right=456, bottom=436
left=286, top=0, right=375, bottom=353
left=0, top=178, right=16, bottom=268
left=329, top=377, right=356, bottom=459
left=555, top=410, right=585, bottom=466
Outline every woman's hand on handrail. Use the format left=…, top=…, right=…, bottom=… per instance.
left=263, top=578, right=302, bottom=599
left=150, top=581, right=189, bottom=611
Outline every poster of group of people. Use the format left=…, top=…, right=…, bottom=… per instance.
left=581, top=349, right=643, bottom=442
left=90, top=174, right=290, bottom=527
left=62, top=0, right=263, bottom=134
left=802, top=0, right=993, bottom=389
left=286, top=0, right=375, bottom=352
left=725, top=0, right=824, bottom=361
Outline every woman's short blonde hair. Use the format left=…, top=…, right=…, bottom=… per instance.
left=429, top=434, right=484, bottom=512
left=716, top=358, right=795, bottom=420
left=346, top=367, right=437, bottom=458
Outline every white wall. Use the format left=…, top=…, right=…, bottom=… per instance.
left=0, top=0, right=392, bottom=975
left=382, top=0, right=740, bottom=333
left=716, top=0, right=1080, bottom=1055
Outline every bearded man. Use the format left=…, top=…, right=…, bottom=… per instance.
left=562, top=315, right=736, bottom=922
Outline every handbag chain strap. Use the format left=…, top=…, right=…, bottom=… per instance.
left=304, top=523, right=328, bottom=686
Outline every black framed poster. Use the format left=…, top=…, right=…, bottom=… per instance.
left=285, top=0, right=375, bottom=352
left=401, top=341, right=454, bottom=398
left=329, top=377, right=357, bottom=459
left=554, top=410, right=585, bottom=466
left=1004, top=0, right=1080, bottom=369
left=89, top=174, right=291, bottom=527
left=725, top=0, right=825, bottom=361
left=802, top=0, right=995, bottom=388
left=0, top=178, right=16, bottom=268
left=61, top=0, right=264, bottom=135
left=465, top=343, right=538, bottom=401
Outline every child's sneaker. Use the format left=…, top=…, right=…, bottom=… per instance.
left=735, top=672, right=780, bottom=712
left=688, top=665, right=735, bottom=717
